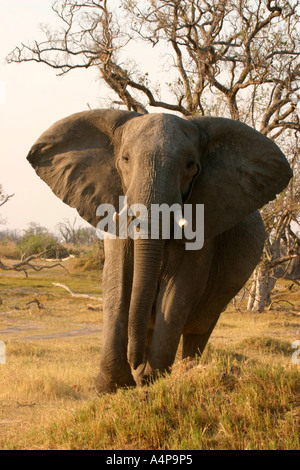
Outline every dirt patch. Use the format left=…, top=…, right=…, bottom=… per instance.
left=19, top=327, right=102, bottom=341
left=0, top=316, right=102, bottom=342
left=1, top=325, right=43, bottom=335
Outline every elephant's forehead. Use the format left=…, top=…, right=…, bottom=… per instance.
left=122, top=113, right=196, bottom=151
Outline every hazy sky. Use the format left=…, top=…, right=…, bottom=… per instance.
left=0, top=0, right=130, bottom=232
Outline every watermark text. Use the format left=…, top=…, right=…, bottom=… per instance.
left=96, top=197, right=204, bottom=250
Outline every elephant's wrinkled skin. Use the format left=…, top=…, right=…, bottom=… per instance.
left=27, top=109, right=292, bottom=393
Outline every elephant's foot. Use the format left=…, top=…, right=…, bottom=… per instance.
left=133, top=363, right=168, bottom=387
left=95, top=369, right=136, bottom=394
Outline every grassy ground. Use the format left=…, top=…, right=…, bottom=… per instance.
left=0, top=257, right=299, bottom=450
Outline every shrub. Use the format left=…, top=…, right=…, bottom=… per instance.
left=18, top=227, right=68, bottom=259
left=74, top=240, right=104, bottom=271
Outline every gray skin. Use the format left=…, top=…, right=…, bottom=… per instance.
left=27, top=109, right=292, bottom=393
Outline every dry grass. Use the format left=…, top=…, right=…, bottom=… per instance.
left=0, top=240, right=19, bottom=259
left=0, top=258, right=299, bottom=450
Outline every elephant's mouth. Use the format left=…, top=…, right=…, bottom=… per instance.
left=182, top=164, right=201, bottom=204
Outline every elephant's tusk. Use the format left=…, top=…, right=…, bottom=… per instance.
left=174, top=209, right=188, bottom=228
left=113, top=202, right=128, bottom=222
left=177, top=218, right=188, bottom=228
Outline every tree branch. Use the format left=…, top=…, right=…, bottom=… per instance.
left=0, top=193, right=14, bottom=208
left=0, top=252, right=69, bottom=278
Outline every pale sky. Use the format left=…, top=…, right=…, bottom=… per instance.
left=0, top=0, right=159, bottom=233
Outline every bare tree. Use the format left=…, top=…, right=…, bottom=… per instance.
left=0, top=185, right=14, bottom=209
left=57, top=217, right=96, bottom=244
left=0, top=185, right=14, bottom=225
left=7, top=1, right=299, bottom=124
left=7, top=0, right=300, bottom=309
left=57, top=217, right=79, bottom=244
left=123, top=0, right=300, bottom=132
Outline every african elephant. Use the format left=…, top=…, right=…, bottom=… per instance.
left=27, top=109, right=292, bottom=393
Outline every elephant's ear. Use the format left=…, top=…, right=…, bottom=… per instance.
left=27, top=109, right=140, bottom=227
left=187, top=116, right=292, bottom=239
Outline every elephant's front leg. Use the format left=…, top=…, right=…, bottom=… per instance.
left=95, top=238, right=135, bottom=394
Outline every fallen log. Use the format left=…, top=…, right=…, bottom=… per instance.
left=52, top=283, right=102, bottom=302
left=44, top=255, right=75, bottom=262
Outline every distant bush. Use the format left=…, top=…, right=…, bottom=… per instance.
left=0, top=229, right=21, bottom=242
left=73, top=240, right=104, bottom=271
left=18, top=226, right=69, bottom=259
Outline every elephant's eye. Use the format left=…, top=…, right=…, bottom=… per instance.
left=186, top=159, right=195, bottom=170
left=122, top=155, right=130, bottom=163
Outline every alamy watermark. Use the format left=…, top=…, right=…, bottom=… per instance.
left=0, top=341, right=5, bottom=365
left=96, top=197, right=204, bottom=250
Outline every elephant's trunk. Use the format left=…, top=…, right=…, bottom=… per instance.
left=127, top=236, right=164, bottom=370
left=126, top=162, right=183, bottom=370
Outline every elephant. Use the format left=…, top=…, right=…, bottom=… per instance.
left=27, top=109, right=292, bottom=393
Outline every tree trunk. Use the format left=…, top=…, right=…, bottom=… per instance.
left=247, top=268, right=257, bottom=310
left=247, top=264, right=284, bottom=312
left=251, top=265, right=270, bottom=312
